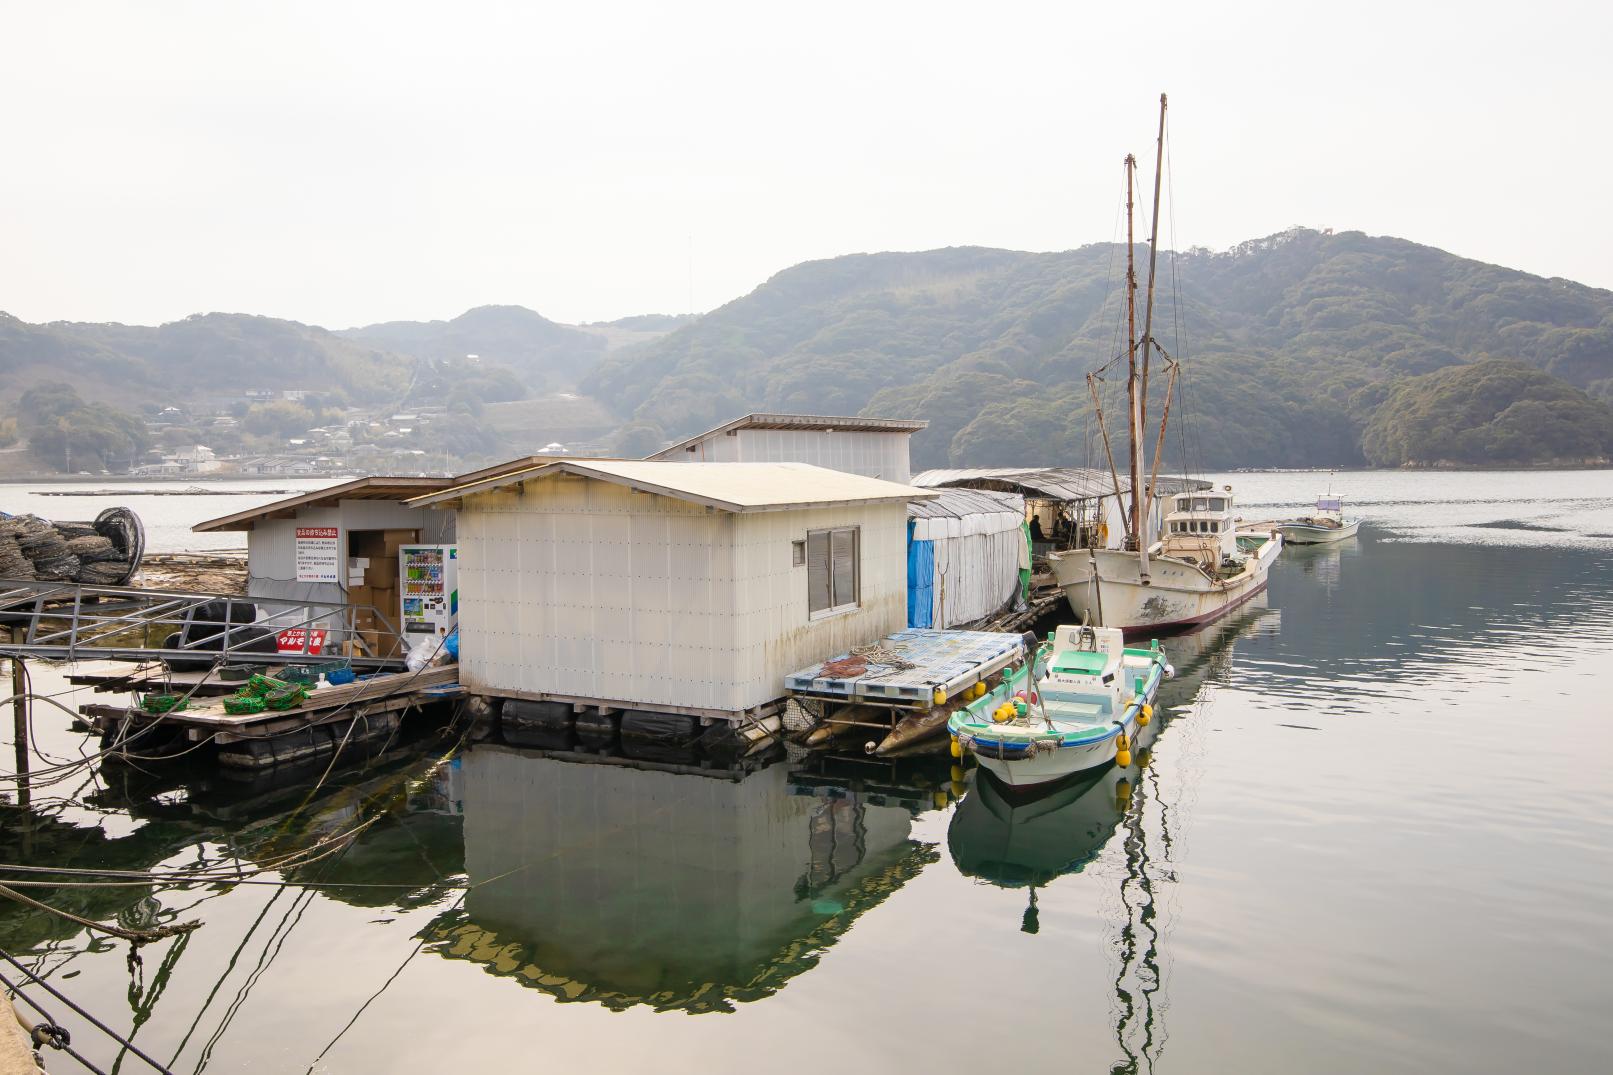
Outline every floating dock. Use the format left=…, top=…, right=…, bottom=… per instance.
left=785, top=628, right=1029, bottom=755
left=80, top=665, right=462, bottom=769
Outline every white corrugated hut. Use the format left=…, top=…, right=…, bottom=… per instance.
left=906, top=488, right=1028, bottom=629
left=408, top=459, right=935, bottom=720
left=647, top=413, right=926, bottom=484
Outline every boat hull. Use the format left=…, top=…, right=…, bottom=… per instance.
left=1049, top=537, right=1281, bottom=634
left=1278, top=519, right=1360, bottom=544
left=972, top=726, right=1131, bottom=788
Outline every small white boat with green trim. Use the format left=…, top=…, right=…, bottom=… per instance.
left=947, top=625, right=1171, bottom=789
left=1277, top=496, right=1360, bottom=544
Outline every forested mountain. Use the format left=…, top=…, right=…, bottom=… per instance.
left=0, top=311, right=413, bottom=409
left=1361, top=360, right=1613, bottom=466
left=585, top=229, right=1613, bottom=469
left=340, top=305, right=615, bottom=391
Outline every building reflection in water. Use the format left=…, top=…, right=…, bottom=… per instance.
left=421, top=746, right=944, bottom=1013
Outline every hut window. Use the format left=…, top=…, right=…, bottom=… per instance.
left=792, top=540, right=806, bottom=566
left=807, top=527, right=859, bottom=616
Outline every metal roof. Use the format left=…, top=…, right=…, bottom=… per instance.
left=192, top=476, right=451, bottom=532
left=912, top=467, right=1212, bottom=501
left=408, top=460, right=936, bottom=514
left=911, top=467, right=1123, bottom=502
left=649, top=413, right=927, bottom=459
left=906, top=487, right=1024, bottom=520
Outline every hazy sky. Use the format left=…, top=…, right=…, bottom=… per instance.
left=3, top=1, right=1606, bottom=329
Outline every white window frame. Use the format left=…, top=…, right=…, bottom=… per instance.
left=806, top=526, right=860, bottom=619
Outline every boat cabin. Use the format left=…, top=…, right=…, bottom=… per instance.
left=1160, top=488, right=1238, bottom=569
left=1312, top=496, right=1344, bottom=521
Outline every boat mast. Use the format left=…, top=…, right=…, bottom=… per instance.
left=1135, top=93, right=1174, bottom=577
left=1124, top=155, right=1143, bottom=554
left=1138, top=95, right=1167, bottom=453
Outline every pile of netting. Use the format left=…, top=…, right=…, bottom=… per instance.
left=0, top=507, right=144, bottom=585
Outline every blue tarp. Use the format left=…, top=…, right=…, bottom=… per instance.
left=907, top=521, right=935, bottom=628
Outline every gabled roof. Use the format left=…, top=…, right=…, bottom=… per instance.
left=648, top=413, right=927, bottom=459
left=408, top=460, right=935, bottom=514
left=192, top=476, right=450, bottom=532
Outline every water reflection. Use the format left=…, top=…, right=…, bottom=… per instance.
left=944, top=600, right=1275, bottom=1074
left=420, top=746, right=945, bottom=1013
left=1235, top=533, right=1613, bottom=712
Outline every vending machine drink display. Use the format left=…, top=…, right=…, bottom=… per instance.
left=399, top=545, right=459, bottom=636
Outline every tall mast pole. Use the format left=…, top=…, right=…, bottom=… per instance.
left=1138, top=93, right=1168, bottom=502
left=1124, top=155, right=1142, bottom=553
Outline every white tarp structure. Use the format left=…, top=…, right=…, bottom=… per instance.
left=907, top=488, right=1027, bottom=629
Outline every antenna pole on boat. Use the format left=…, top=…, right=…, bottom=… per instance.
left=1124, top=154, right=1144, bottom=559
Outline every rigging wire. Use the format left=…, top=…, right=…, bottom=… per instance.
left=0, top=947, right=177, bottom=1075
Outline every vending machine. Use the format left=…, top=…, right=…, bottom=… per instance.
left=399, top=544, right=458, bottom=637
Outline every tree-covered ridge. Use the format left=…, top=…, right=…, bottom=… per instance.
left=339, top=304, right=610, bottom=391
left=584, top=230, right=1613, bottom=469
left=1361, top=360, right=1613, bottom=466
left=0, top=310, right=415, bottom=410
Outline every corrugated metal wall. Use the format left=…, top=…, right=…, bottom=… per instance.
left=731, top=503, right=909, bottom=709
left=911, top=512, right=1025, bottom=627
left=454, top=476, right=909, bottom=714
left=245, top=501, right=456, bottom=605
left=673, top=430, right=912, bottom=484
left=457, top=476, right=736, bottom=710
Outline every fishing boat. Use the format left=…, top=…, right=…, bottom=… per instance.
left=1054, top=487, right=1282, bottom=633
left=1047, top=94, right=1282, bottom=634
left=1278, top=496, right=1360, bottom=544
left=947, top=624, right=1170, bottom=789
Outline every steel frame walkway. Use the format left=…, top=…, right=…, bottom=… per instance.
left=0, top=577, right=410, bottom=668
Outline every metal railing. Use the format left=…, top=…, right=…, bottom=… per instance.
left=0, top=578, right=411, bottom=668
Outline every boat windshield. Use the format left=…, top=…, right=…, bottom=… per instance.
left=1317, top=497, right=1342, bottom=512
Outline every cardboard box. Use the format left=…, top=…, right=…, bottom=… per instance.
left=364, top=556, right=399, bottom=589
left=380, top=529, right=418, bottom=555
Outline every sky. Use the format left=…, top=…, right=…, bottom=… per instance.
left=2, top=0, right=1607, bottom=329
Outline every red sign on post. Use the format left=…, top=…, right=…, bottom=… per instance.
left=276, top=628, right=328, bottom=654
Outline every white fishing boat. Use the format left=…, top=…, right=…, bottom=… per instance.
left=1052, top=489, right=1282, bottom=633
left=947, top=625, right=1170, bottom=789
left=1046, top=94, right=1282, bottom=634
left=1278, top=496, right=1360, bottom=544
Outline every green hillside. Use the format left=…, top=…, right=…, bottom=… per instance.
left=0, top=310, right=415, bottom=409
left=584, top=229, right=1613, bottom=469
left=340, top=305, right=610, bottom=391
left=1362, top=360, right=1613, bottom=466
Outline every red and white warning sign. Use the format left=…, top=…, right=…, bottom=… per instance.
left=276, top=628, right=328, bottom=654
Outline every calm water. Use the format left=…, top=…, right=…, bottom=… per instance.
left=3, top=470, right=1613, bottom=1073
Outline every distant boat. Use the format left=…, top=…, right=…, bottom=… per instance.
left=947, top=625, right=1169, bottom=789
left=1047, top=94, right=1282, bottom=634
left=1278, top=496, right=1360, bottom=544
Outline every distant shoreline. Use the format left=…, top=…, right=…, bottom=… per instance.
left=0, top=473, right=362, bottom=486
